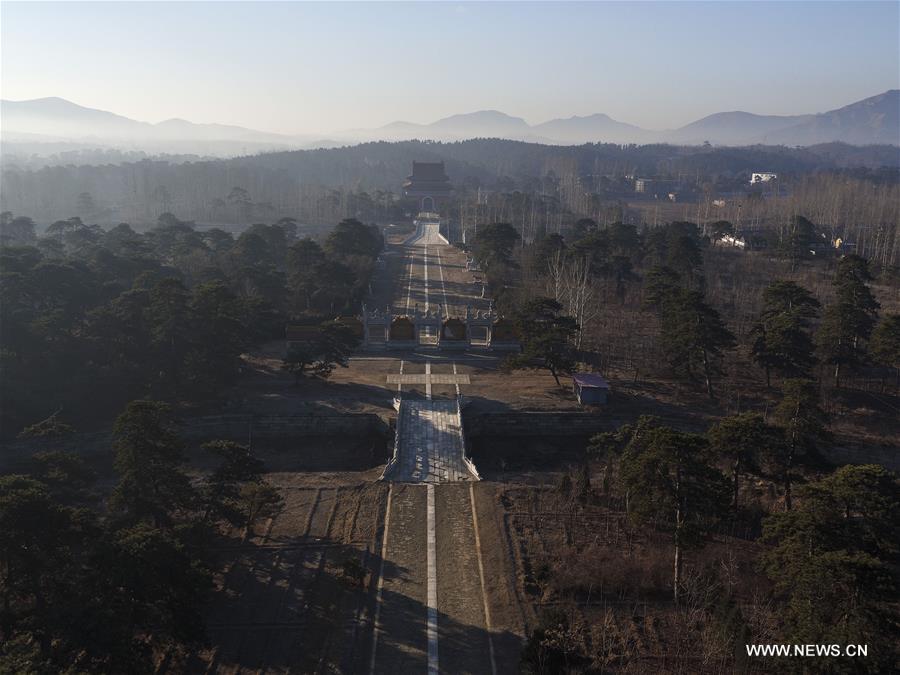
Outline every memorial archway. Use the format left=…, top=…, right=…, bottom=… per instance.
left=389, top=316, right=415, bottom=342
left=441, top=318, right=467, bottom=342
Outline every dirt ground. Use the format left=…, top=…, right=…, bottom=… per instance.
left=164, top=477, right=391, bottom=674
left=487, top=480, right=777, bottom=674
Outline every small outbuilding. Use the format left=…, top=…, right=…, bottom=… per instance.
left=572, top=373, right=610, bottom=405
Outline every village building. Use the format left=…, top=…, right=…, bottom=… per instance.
left=751, top=172, right=777, bottom=184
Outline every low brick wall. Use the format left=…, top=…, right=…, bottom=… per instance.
left=180, top=414, right=389, bottom=440
left=463, top=411, right=899, bottom=471
left=463, top=411, right=612, bottom=437
left=825, top=445, right=899, bottom=471
left=0, top=413, right=389, bottom=470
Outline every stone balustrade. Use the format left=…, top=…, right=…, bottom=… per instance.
left=361, top=303, right=517, bottom=350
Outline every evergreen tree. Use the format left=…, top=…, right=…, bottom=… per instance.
left=665, top=222, right=704, bottom=290
left=287, top=237, right=325, bottom=310
left=643, top=266, right=735, bottom=398
left=199, top=440, right=266, bottom=525
left=773, top=379, right=829, bottom=510
left=817, top=255, right=880, bottom=387
left=0, top=475, right=81, bottom=659
left=148, top=278, right=194, bottom=395
left=708, top=413, right=778, bottom=510
left=238, top=482, right=284, bottom=541
left=661, top=289, right=736, bottom=399
left=189, top=281, right=254, bottom=394
left=280, top=320, right=360, bottom=382
left=761, top=465, right=899, bottom=671
left=618, top=422, right=730, bottom=602
left=750, top=280, right=820, bottom=387
left=588, top=426, right=631, bottom=497
left=110, top=400, right=195, bottom=528
left=505, top=297, right=578, bottom=386
left=473, top=222, right=521, bottom=272
left=102, top=524, right=212, bottom=647
left=780, top=215, right=817, bottom=271
left=871, top=314, right=900, bottom=387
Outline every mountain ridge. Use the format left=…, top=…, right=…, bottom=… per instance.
left=2, top=90, right=897, bottom=154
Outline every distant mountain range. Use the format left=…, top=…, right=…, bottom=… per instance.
left=1, top=90, right=897, bottom=159
left=0, top=97, right=328, bottom=156
left=364, top=91, right=899, bottom=146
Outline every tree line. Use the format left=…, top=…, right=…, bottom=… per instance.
left=523, top=408, right=900, bottom=672
left=0, top=212, right=382, bottom=436
left=471, top=217, right=898, bottom=399
left=1, top=400, right=284, bottom=672
left=478, top=215, right=899, bottom=671
left=2, top=138, right=896, bottom=234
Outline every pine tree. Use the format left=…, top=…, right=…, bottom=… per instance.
left=707, top=413, right=778, bottom=510
left=618, top=422, right=730, bottom=602
left=773, top=380, right=829, bottom=510
left=505, top=297, right=578, bottom=386
left=661, top=290, right=736, bottom=399
left=643, top=266, right=735, bottom=398
left=761, top=465, right=899, bottom=670
left=780, top=215, right=817, bottom=271
left=750, top=280, right=820, bottom=387
left=110, top=400, right=195, bottom=528
left=817, top=255, right=880, bottom=387
left=871, top=314, right=900, bottom=388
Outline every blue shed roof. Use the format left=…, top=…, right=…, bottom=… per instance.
left=573, top=373, right=610, bottom=388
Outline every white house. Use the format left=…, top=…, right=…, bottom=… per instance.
left=751, top=172, right=777, bottom=184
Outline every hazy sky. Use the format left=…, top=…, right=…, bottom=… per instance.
left=2, top=1, right=898, bottom=134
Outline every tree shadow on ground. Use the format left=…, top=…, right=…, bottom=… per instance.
left=165, top=533, right=521, bottom=674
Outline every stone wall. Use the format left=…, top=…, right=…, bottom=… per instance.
left=0, top=413, right=389, bottom=471
left=825, top=445, right=899, bottom=471
left=180, top=414, right=389, bottom=441
left=463, top=411, right=612, bottom=437
left=463, top=411, right=899, bottom=471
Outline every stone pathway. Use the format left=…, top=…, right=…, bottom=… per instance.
left=386, top=400, right=478, bottom=483
left=386, top=373, right=470, bottom=386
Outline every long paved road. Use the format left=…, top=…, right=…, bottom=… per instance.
left=384, top=221, right=491, bottom=320
left=367, top=222, right=513, bottom=674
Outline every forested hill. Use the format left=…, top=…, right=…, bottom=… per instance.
left=226, top=139, right=900, bottom=186
left=2, top=138, right=898, bottom=226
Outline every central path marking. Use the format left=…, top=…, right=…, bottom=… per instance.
left=423, top=246, right=429, bottom=312
left=425, top=361, right=432, bottom=400
left=426, top=483, right=439, bottom=675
